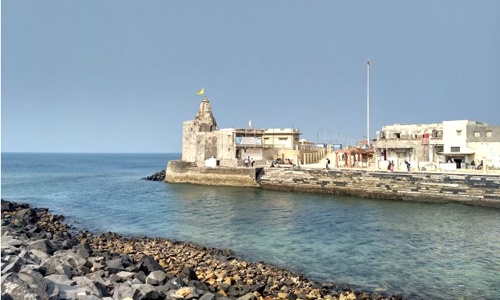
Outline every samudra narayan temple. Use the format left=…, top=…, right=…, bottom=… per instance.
left=181, top=96, right=327, bottom=167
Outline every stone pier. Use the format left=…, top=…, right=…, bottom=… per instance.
left=165, top=161, right=260, bottom=187
left=165, top=161, right=500, bottom=207
left=258, top=168, right=500, bottom=208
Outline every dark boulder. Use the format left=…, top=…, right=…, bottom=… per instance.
left=17, top=268, right=48, bottom=299
left=27, top=225, right=42, bottom=234
left=1, top=200, right=14, bottom=212
left=227, top=285, right=244, bottom=297
left=133, top=283, right=159, bottom=299
left=1, top=273, right=42, bottom=300
left=105, top=258, right=125, bottom=274
left=55, top=263, right=73, bottom=277
left=219, top=283, right=230, bottom=292
left=249, top=283, right=265, bottom=294
left=139, top=255, right=163, bottom=274
left=73, top=276, right=110, bottom=297
left=113, top=283, right=141, bottom=300
left=35, top=208, right=49, bottom=218
left=10, top=218, right=27, bottom=228
left=200, top=292, right=215, bottom=300
left=236, top=293, right=256, bottom=300
left=156, top=285, right=171, bottom=298
left=142, top=170, right=166, bottom=181
left=166, top=277, right=187, bottom=290
left=15, top=208, right=36, bottom=224
left=108, top=273, right=121, bottom=283
left=181, top=267, right=198, bottom=281
left=146, top=270, right=167, bottom=286
left=1, top=257, right=25, bottom=275
left=134, top=271, right=147, bottom=283
left=27, top=239, right=55, bottom=255
left=287, top=292, right=298, bottom=300
left=189, top=280, right=209, bottom=292
left=73, top=243, right=91, bottom=259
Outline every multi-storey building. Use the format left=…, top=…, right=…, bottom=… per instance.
left=262, top=128, right=301, bottom=150
left=374, top=120, right=500, bottom=170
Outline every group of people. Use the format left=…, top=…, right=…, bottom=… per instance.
left=243, top=157, right=255, bottom=167
left=447, top=157, right=484, bottom=170
left=270, top=158, right=301, bottom=170
left=386, top=160, right=411, bottom=172
left=471, top=160, right=484, bottom=170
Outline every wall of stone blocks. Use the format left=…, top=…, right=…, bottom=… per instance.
left=259, top=168, right=500, bottom=208
left=165, top=160, right=259, bottom=187
left=182, top=121, right=196, bottom=162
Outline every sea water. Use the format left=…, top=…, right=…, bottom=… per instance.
left=1, top=153, right=499, bottom=299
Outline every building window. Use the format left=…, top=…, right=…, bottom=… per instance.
left=474, top=131, right=480, bottom=137
left=394, top=133, right=401, bottom=139
left=451, top=147, right=460, bottom=152
left=264, top=138, right=269, bottom=140
left=279, top=138, right=288, bottom=141
left=487, top=131, right=492, bottom=137
left=456, top=130, right=462, bottom=136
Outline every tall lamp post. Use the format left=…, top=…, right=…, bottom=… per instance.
left=365, top=60, right=373, bottom=149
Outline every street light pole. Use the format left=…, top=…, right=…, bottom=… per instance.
left=366, top=60, right=373, bottom=149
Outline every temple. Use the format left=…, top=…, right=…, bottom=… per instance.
left=181, top=97, right=328, bottom=167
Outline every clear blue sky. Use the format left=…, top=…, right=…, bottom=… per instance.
left=2, top=0, right=500, bottom=153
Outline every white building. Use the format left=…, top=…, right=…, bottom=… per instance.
left=263, top=128, right=300, bottom=150
left=374, top=120, right=500, bottom=170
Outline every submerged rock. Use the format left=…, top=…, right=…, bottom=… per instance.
left=143, top=170, right=166, bottom=181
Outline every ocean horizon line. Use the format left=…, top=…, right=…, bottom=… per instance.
left=1, top=151, right=181, bottom=155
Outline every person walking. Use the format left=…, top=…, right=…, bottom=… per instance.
left=326, top=158, right=331, bottom=170
left=405, top=160, right=411, bottom=172
left=390, top=160, right=395, bottom=172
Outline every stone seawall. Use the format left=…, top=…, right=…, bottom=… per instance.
left=259, top=168, right=500, bottom=208
left=165, top=160, right=260, bottom=187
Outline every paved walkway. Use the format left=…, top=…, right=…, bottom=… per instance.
left=267, top=162, right=500, bottom=175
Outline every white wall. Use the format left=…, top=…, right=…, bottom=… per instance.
left=443, top=120, right=470, bottom=153
left=468, top=142, right=500, bottom=169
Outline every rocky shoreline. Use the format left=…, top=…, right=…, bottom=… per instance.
left=1, top=200, right=408, bottom=300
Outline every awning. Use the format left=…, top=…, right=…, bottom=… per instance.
left=439, top=152, right=474, bottom=155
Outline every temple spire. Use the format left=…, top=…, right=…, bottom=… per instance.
left=194, top=96, right=218, bottom=132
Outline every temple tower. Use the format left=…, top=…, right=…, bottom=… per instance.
left=182, top=96, right=219, bottom=163
left=194, top=96, right=218, bottom=132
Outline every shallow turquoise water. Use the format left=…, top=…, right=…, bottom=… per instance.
left=2, top=153, right=499, bottom=299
